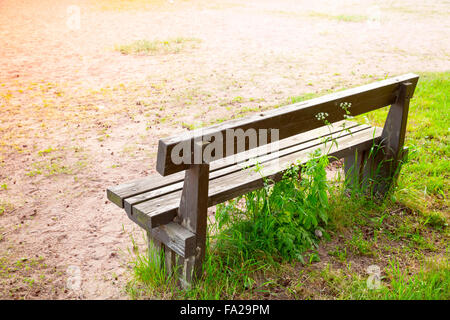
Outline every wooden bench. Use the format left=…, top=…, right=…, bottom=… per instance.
left=107, top=73, right=419, bottom=286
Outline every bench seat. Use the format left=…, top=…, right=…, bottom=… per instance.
left=107, top=121, right=382, bottom=255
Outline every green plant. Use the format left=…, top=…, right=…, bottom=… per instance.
left=126, top=235, right=179, bottom=299
left=378, top=259, right=449, bottom=300
left=346, top=229, right=376, bottom=257
left=128, top=152, right=332, bottom=299
left=26, top=159, right=72, bottom=177
left=38, top=147, right=55, bottom=156
left=0, top=201, right=13, bottom=216
left=115, top=38, right=200, bottom=55
left=328, top=246, right=348, bottom=262
left=215, top=150, right=330, bottom=264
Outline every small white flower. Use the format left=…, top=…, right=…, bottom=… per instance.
left=315, top=112, right=329, bottom=121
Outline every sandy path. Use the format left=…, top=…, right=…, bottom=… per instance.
left=0, top=0, right=449, bottom=299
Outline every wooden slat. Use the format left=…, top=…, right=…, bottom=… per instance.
left=151, top=222, right=196, bottom=258
left=130, top=126, right=382, bottom=230
left=156, top=74, right=419, bottom=175
left=107, top=174, right=180, bottom=209
left=123, top=123, right=370, bottom=214
left=107, top=120, right=362, bottom=208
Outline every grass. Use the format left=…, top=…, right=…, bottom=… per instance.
left=0, top=253, right=66, bottom=299
left=93, top=0, right=172, bottom=12
left=315, top=257, right=449, bottom=300
left=309, top=12, right=368, bottom=23
left=115, top=38, right=201, bottom=56
left=358, top=72, right=449, bottom=206
left=94, top=0, right=183, bottom=12
left=383, top=5, right=447, bottom=17
left=94, top=0, right=241, bottom=12
left=26, top=159, right=72, bottom=177
left=24, top=147, right=90, bottom=177
left=125, top=72, right=449, bottom=300
left=0, top=201, right=13, bottom=216
left=128, top=152, right=331, bottom=299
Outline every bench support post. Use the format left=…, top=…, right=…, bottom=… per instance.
left=344, top=148, right=364, bottom=190
left=367, top=82, right=414, bottom=196
left=176, top=163, right=210, bottom=287
left=343, top=82, right=413, bottom=197
left=146, top=231, right=166, bottom=270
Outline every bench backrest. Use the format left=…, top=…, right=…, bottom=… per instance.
left=156, top=73, right=419, bottom=176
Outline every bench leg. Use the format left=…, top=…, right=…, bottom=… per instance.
left=344, top=147, right=383, bottom=195
left=372, top=82, right=413, bottom=197
left=344, top=148, right=363, bottom=191
left=146, top=164, right=209, bottom=288
left=178, top=163, right=210, bottom=286
left=146, top=230, right=166, bottom=269
left=363, top=145, right=409, bottom=197
left=348, top=82, right=413, bottom=197
left=147, top=230, right=186, bottom=284
left=344, top=144, right=409, bottom=197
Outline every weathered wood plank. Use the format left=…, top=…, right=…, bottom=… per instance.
left=123, top=123, right=370, bottom=214
left=131, top=126, right=383, bottom=229
left=344, top=149, right=364, bottom=189
left=373, top=82, right=414, bottom=195
left=207, top=128, right=383, bottom=206
left=156, top=74, right=419, bottom=176
left=381, top=82, right=414, bottom=159
left=107, top=173, right=183, bottom=208
left=178, top=163, right=210, bottom=281
left=108, top=120, right=362, bottom=208
left=151, top=222, right=196, bottom=258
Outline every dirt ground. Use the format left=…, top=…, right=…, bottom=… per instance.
left=0, top=0, right=449, bottom=299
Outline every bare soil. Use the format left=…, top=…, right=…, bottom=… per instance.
left=0, top=0, right=449, bottom=299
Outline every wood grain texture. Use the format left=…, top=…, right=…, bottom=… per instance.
left=129, top=126, right=382, bottom=230
left=374, top=82, right=414, bottom=195
left=156, top=74, right=419, bottom=176
left=151, top=222, right=196, bottom=258
left=381, top=82, right=413, bottom=160
left=107, top=120, right=361, bottom=208
left=123, top=123, right=370, bottom=214
left=178, top=164, right=210, bottom=279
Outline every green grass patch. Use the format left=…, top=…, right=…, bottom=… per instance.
left=37, top=147, right=55, bottom=156
left=0, top=201, right=13, bottom=216
left=0, top=253, right=64, bottom=299
left=319, top=257, right=449, bottom=300
left=309, top=12, right=368, bottom=22
left=115, top=38, right=201, bottom=55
